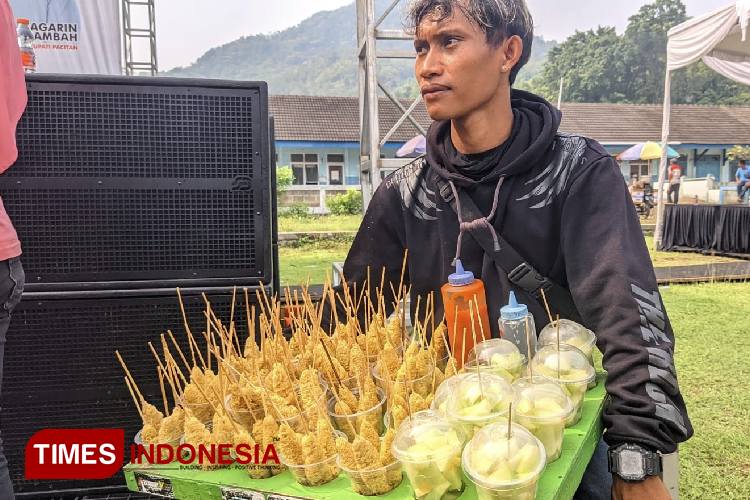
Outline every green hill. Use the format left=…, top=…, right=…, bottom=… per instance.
left=164, top=0, right=555, bottom=97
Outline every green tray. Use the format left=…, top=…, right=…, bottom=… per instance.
left=125, top=375, right=606, bottom=500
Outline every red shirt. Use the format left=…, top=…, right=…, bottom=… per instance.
left=669, top=163, right=682, bottom=185
left=0, top=0, right=24, bottom=260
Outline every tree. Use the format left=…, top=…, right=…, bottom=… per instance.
left=528, top=0, right=750, bottom=105
left=524, top=27, right=627, bottom=103
left=620, top=0, right=687, bottom=103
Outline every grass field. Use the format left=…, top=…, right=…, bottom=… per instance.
left=278, top=214, right=362, bottom=233
left=278, top=226, right=740, bottom=286
left=278, top=236, right=353, bottom=286
left=661, top=282, right=750, bottom=498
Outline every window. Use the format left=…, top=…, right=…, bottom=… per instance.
left=629, top=161, right=650, bottom=181
left=290, top=153, right=319, bottom=185
left=327, top=154, right=345, bottom=186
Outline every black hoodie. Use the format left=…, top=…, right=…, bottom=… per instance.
left=328, top=90, right=692, bottom=454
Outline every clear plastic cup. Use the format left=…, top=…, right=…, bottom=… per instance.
left=283, top=453, right=340, bottom=487
left=338, top=457, right=403, bottom=496
left=327, top=387, right=386, bottom=441
left=466, top=339, right=527, bottom=383
left=372, top=362, right=436, bottom=399
left=530, top=345, right=595, bottom=426
left=278, top=384, right=330, bottom=433
left=512, top=376, right=573, bottom=462
left=445, top=372, right=514, bottom=438
left=392, top=410, right=467, bottom=500
left=225, top=394, right=264, bottom=430
left=431, top=375, right=462, bottom=417
left=538, top=319, right=596, bottom=366
left=462, top=422, right=546, bottom=500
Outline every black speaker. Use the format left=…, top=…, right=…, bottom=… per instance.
left=2, top=290, right=260, bottom=497
left=0, top=74, right=275, bottom=293
left=0, top=74, right=278, bottom=497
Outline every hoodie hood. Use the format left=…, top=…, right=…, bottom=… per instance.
left=425, top=89, right=561, bottom=187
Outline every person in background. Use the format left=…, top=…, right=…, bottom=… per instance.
left=0, top=0, right=27, bottom=498
left=736, top=159, right=749, bottom=203
left=667, top=159, right=682, bottom=204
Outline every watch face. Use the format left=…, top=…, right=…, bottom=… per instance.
left=619, top=449, right=645, bottom=479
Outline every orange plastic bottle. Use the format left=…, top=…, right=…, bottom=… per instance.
left=441, top=260, right=491, bottom=369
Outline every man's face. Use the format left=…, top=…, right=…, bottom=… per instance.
left=414, top=8, right=509, bottom=122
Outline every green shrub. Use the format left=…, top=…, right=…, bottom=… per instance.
left=327, top=189, right=363, bottom=215
left=276, top=166, right=294, bottom=202
left=282, top=202, right=311, bottom=219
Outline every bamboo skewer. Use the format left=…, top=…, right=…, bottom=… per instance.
left=124, top=376, right=143, bottom=420
left=473, top=294, right=487, bottom=342
left=176, top=288, right=197, bottom=367
left=540, top=289, right=554, bottom=325
left=158, top=366, right=169, bottom=415
left=115, top=350, right=145, bottom=402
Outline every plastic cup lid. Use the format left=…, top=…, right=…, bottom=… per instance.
left=538, top=319, right=596, bottom=350
left=446, top=372, right=514, bottom=422
left=391, top=410, right=466, bottom=463
left=512, top=376, right=573, bottom=420
left=462, top=422, right=546, bottom=490
left=468, top=339, right=526, bottom=370
left=530, top=345, right=595, bottom=384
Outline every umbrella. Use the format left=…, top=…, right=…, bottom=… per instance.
left=396, top=135, right=426, bottom=158
left=616, top=142, right=680, bottom=161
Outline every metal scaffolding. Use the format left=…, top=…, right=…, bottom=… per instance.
left=356, top=0, right=426, bottom=207
left=122, top=0, right=158, bottom=76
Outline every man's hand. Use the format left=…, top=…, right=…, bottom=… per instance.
left=612, top=475, right=671, bottom=500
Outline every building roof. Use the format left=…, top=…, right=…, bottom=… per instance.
left=269, top=94, right=750, bottom=146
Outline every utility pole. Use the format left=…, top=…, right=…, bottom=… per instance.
left=356, top=0, right=426, bottom=208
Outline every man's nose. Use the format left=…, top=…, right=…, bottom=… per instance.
left=418, top=47, right=443, bottom=80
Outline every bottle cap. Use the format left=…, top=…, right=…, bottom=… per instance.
left=500, top=291, right=528, bottom=320
left=448, top=259, right=474, bottom=286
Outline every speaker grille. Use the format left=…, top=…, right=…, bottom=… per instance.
left=1, top=76, right=272, bottom=290
left=12, top=88, right=255, bottom=179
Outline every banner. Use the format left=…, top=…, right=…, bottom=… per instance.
left=10, top=0, right=122, bottom=75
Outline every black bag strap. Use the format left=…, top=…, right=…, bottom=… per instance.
left=436, top=177, right=582, bottom=322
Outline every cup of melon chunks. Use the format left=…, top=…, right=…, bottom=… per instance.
left=538, top=319, right=597, bottom=388
left=445, top=372, right=514, bottom=438
left=462, top=422, right=546, bottom=500
left=391, top=410, right=467, bottom=500
left=530, top=345, right=595, bottom=427
left=431, top=375, right=461, bottom=417
left=512, top=376, right=573, bottom=462
left=465, top=339, right=527, bottom=383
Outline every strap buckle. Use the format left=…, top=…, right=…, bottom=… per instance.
left=508, top=262, right=553, bottom=297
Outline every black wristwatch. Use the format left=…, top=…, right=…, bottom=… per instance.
left=607, top=443, right=662, bottom=482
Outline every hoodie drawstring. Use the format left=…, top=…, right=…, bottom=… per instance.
left=449, top=176, right=505, bottom=265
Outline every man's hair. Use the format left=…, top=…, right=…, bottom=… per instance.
left=406, top=0, right=534, bottom=85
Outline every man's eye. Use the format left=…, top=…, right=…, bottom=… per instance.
left=445, top=37, right=459, bottom=47
left=415, top=45, right=428, bottom=55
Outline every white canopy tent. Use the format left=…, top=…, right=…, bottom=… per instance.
left=654, top=0, right=750, bottom=248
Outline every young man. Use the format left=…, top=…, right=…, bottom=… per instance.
left=0, top=1, right=27, bottom=498
left=667, top=160, right=682, bottom=204
left=736, top=159, right=749, bottom=203
left=334, top=1, right=691, bottom=498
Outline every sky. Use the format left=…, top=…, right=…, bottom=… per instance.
left=152, top=0, right=734, bottom=71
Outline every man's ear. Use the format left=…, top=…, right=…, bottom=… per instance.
left=500, top=35, right=524, bottom=75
